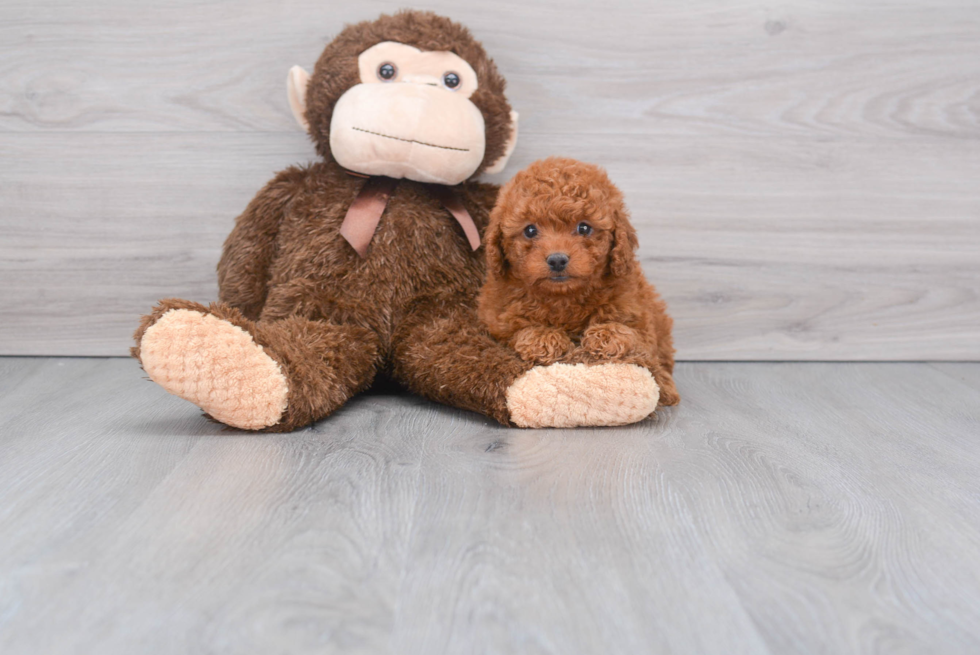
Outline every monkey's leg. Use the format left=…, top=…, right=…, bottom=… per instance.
left=391, top=299, right=530, bottom=425
left=391, top=298, right=661, bottom=428
left=133, top=299, right=379, bottom=431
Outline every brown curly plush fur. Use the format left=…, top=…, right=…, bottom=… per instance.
left=132, top=11, right=530, bottom=431
left=478, top=157, right=680, bottom=406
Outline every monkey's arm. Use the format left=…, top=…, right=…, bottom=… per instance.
left=217, top=166, right=309, bottom=320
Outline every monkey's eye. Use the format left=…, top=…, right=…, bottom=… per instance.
left=443, top=72, right=461, bottom=90
left=378, top=63, right=397, bottom=81
left=523, top=225, right=538, bottom=239
left=577, top=222, right=593, bottom=236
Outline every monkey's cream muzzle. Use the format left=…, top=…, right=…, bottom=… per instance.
left=329, top=82, right=486, bottom=185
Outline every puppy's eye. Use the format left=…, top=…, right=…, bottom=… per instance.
left=577, top=222, right=593, bottom=236
left=443, top=72, right=461, bottom=90
left=523, top=225, right=538, bottom=238
left=378, top=63, right=397, bottom=81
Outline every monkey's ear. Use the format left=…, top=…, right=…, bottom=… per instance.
left=483, top=110, right=519, bottom=175
left=287, top=66, right=311, bottom=132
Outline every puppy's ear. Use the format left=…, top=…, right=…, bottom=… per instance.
left=484, top=214, right=508, bottom=280
left=609, top=207, right=639, bottom=278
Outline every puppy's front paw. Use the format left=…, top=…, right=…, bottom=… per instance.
left=581, top=323, right=638, bottom=359
left=512, top=327, right=575, bottom=365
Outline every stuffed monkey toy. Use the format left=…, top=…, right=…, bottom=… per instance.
left=132, top=10, right=661, bottom=431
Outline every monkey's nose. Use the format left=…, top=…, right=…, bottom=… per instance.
left=546, top=253, right=569, bottom=272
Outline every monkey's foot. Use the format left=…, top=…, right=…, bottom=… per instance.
left=505, top=363, right=660, bottom=428
left=139, top=309, right=288, bottom=430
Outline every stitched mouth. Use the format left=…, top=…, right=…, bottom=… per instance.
left=351, top=127, right=469, bottom=152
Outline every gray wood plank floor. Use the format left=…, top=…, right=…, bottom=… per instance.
left=2, top=358, right=979, bottom=654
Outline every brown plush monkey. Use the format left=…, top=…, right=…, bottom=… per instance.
left=132, top=11, right=661, bottom=431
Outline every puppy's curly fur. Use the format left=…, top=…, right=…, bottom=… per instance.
left=478, top=157, right=680, bottom=406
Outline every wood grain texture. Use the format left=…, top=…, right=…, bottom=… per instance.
left=2, top=358, right=980, bottom=654
left=2, top=132, right=977, bottom=358
left=3, top=0, right=978, bottom=140
left=1, top=0, right=979, bottom=358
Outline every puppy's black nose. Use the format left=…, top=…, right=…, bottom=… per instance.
left=546, top=253, right=569, bottom=272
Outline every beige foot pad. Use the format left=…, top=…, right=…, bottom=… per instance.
left=139, top=309, right=288, bottom=430
left=506, top=362, right=660, bottom=428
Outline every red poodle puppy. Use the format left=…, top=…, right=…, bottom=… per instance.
left=478, top=157, right=680, bottom=407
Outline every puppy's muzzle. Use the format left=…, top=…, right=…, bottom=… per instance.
left=546, top=253, right=569, bottom=273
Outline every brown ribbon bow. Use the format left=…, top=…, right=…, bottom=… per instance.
left=339, top=176, right=482, bottom=258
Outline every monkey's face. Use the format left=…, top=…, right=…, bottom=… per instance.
left=325, top=42, right=485, bottom=185
left=289, top=13, right=519, bottom=184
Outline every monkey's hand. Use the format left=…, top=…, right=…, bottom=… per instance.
left=581, top=323, right=639, bottom=359
left=511, top=326, right=575, bottom=365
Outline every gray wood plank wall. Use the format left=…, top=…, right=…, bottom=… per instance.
left=2, top=0, right=978, bottom=358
